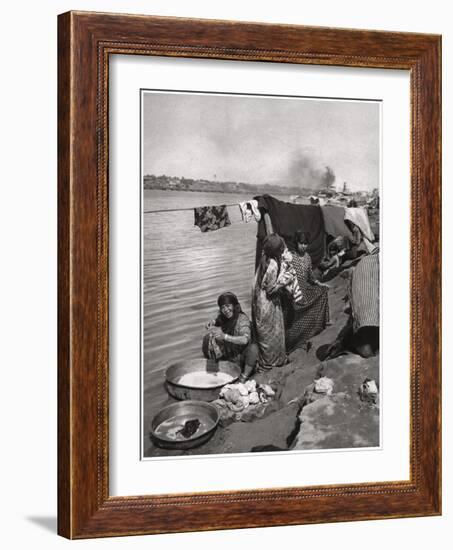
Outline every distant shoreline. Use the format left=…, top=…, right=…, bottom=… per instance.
left=143, top=175, right=377, bottom=201
left=143, top=174, right=315, bottom=197
left=143, top=187, right=290, bottom=196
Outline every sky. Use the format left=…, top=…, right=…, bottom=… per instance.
left=142, top=91, right=380, bottom=192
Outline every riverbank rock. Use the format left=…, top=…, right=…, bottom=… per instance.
left=214, top=402, right=301, bottom=454
left=290, top=352, right=380, bottom=450
left=317, top=353, right=379, bottom=395
left=292, top=392, right=379, bottom=450
left=279, top=348, right=320, bottom=404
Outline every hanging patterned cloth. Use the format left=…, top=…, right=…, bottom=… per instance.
left=193, top=205, right=231, bottom=232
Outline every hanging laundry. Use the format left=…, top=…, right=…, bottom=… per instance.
left=239, top=200, right=261, bottom=223
left=344, top=207, right=375, bottom=242
left=194, top=205, right=231, bottom=233
left=321, top=205, right=354, bottom=239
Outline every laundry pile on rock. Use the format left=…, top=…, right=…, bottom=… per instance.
left=213, top=380, right=277, bottom=424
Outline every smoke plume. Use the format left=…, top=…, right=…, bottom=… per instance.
left=288, top=151, right=336, bottom=190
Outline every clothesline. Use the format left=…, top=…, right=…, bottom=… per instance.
left=143, top=203, right=239, bottom=214
left=142, top=199, right=375, bottom=246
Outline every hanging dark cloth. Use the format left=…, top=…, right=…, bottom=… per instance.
left=254, top=194, right=325, bottom=269
left=321, top=205, right=354, bottom=239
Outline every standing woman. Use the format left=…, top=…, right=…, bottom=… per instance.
left=252, top=234, right=287, bottom=369
left=285, top=230, right=330, bottom=353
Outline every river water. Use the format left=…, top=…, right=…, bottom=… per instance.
left=142, top=189, right=289, bottom=443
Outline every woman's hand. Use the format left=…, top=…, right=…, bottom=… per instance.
left=266, top=282, right=283, bottom=298
left=213, top=329, right=226, bottom=342
left=205, top=319, right=216, bottom=330
left=316, top=281, right=330, bottom=289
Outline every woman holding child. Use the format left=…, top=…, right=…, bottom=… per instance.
left=251, top=234, right=288, bottom=369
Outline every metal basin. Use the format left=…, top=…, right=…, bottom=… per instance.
left=165, top=358, right=241, bottom=401
left=150, top=400, right=220, bottom=450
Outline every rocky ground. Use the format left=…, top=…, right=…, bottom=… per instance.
left=145, top=271, right=379, bottom=458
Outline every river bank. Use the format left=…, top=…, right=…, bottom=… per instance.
left=144, top=268, right=380, bottom=458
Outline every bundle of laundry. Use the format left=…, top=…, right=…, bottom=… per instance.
left=217, top=380, right=276, bottom=416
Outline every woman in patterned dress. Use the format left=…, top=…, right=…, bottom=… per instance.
left=285, top=230, right=330, bottom=353
left=252, top=234, right=287, bottom=369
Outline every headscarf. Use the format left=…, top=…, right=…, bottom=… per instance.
left=216, top=291, right=243, bottom=334
left=256, top=234, right=285, bottom=288
left=217, top=291, right=239, bottom=308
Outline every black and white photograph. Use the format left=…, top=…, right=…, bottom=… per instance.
left=142, top=90, right=381, bottom=458
left=2, top=0, right=447, bottom=546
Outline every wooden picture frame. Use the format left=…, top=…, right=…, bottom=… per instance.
left=58, top=11, right=441, bottom=539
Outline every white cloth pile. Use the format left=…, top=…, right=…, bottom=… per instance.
left=218, top=380, right=276, bottom=413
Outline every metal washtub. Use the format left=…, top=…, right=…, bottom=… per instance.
left=165, top=358, right=241, bottom=401
left=149, top=400, right=220, bottom=450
